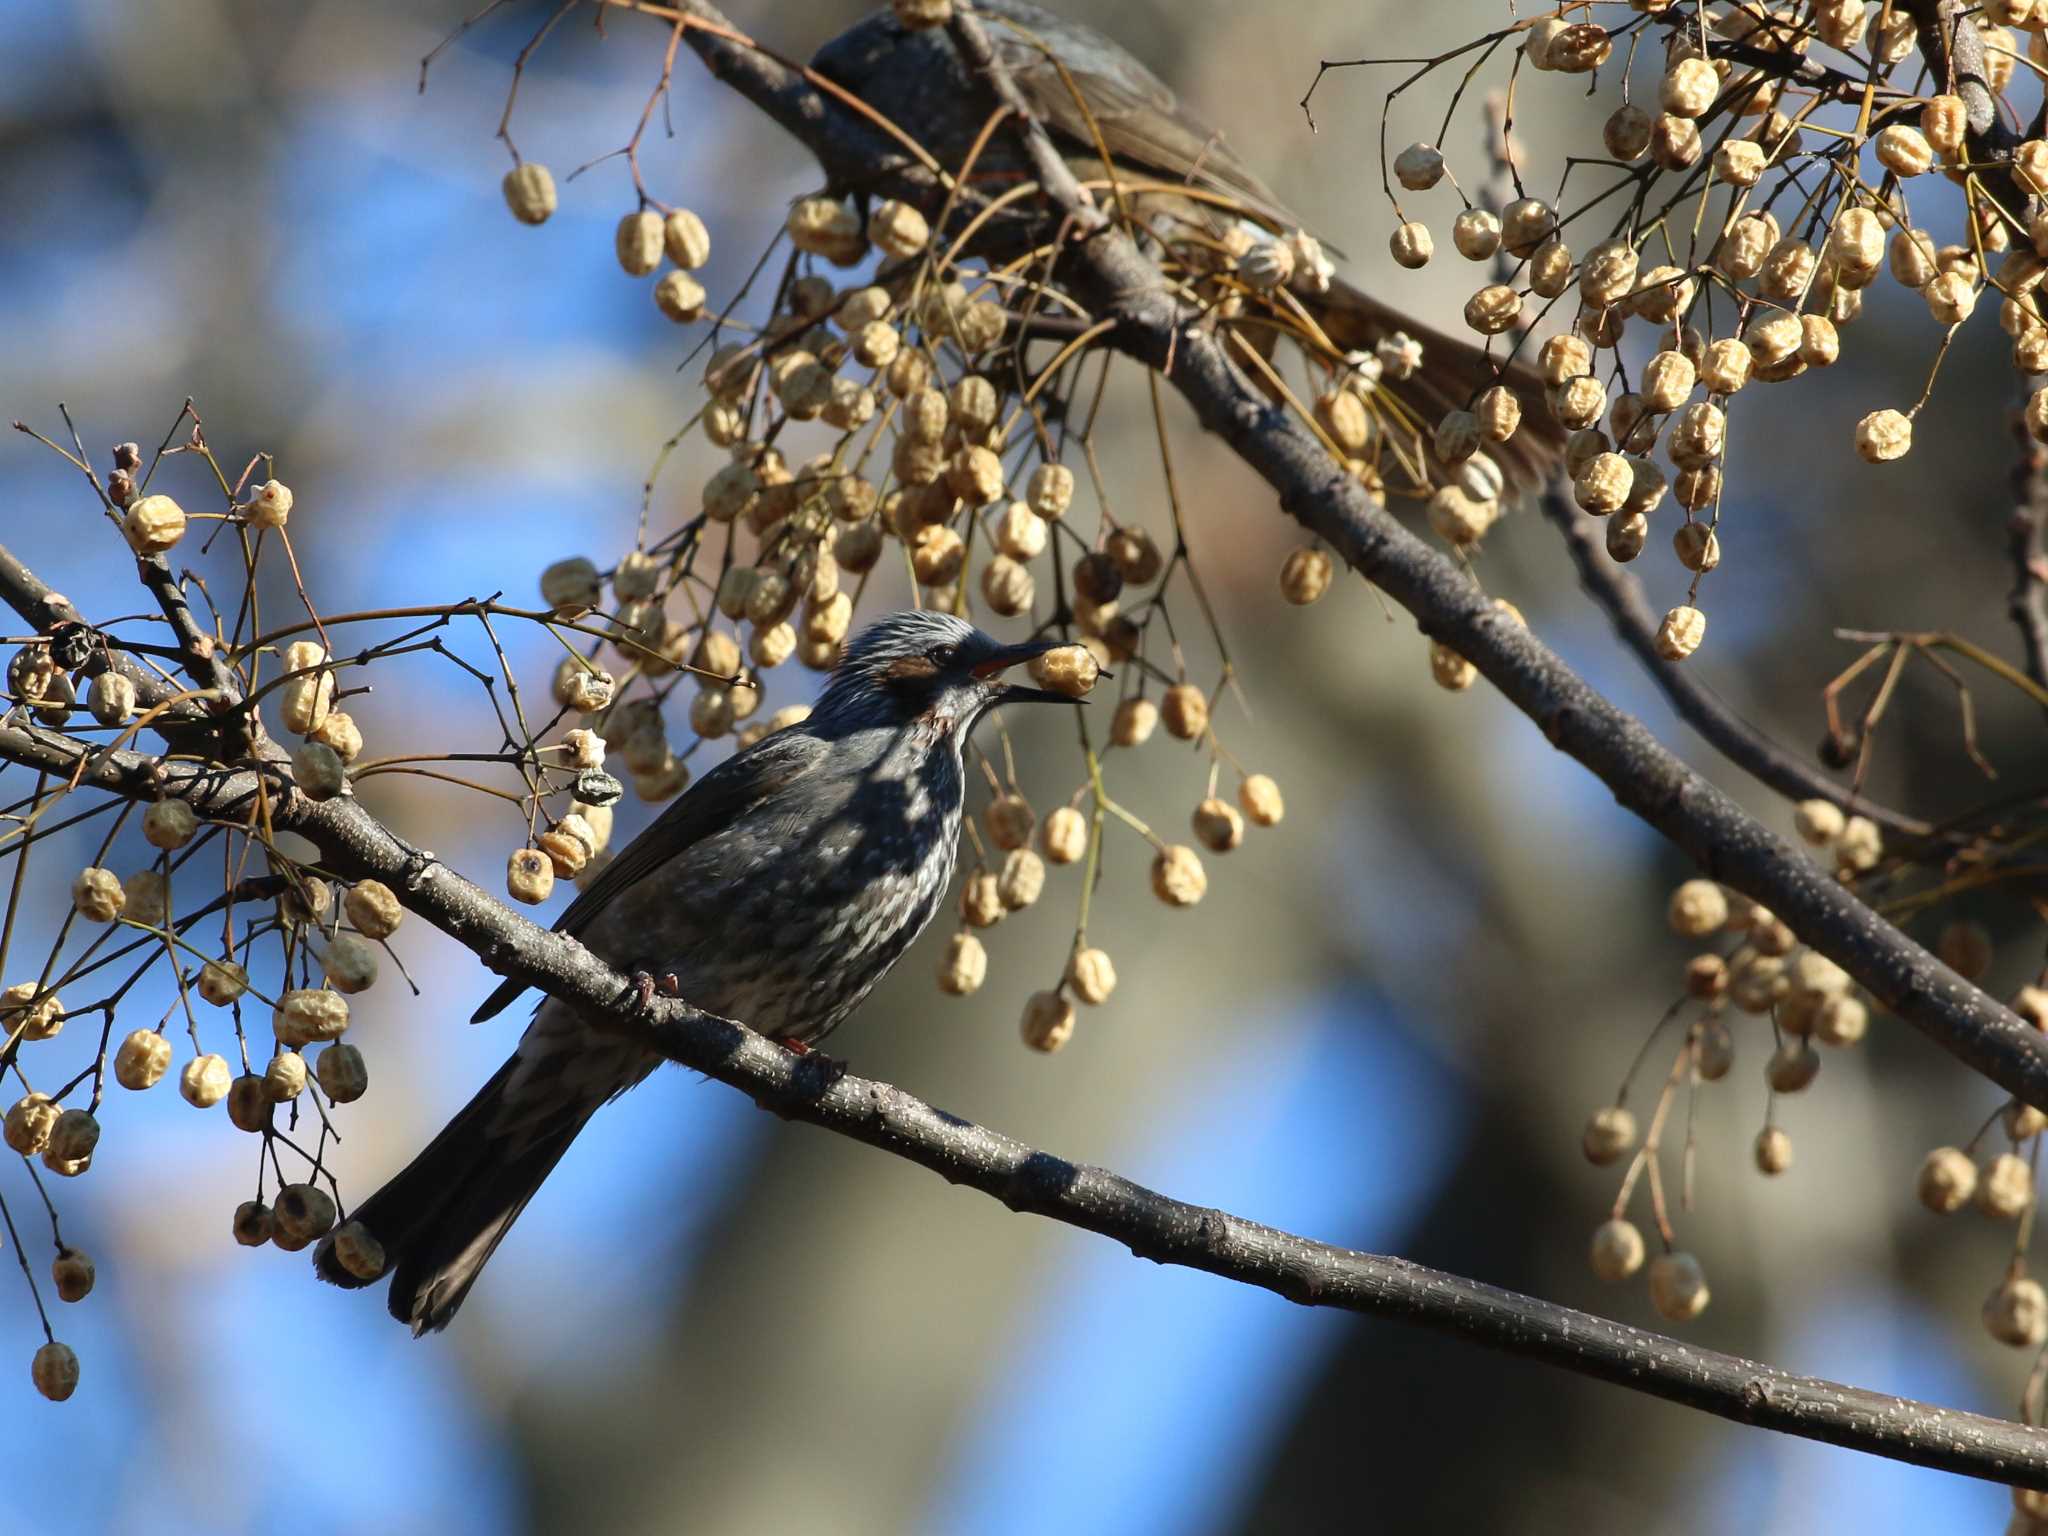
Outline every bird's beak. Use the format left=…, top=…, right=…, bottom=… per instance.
left=973, top=637, right=1087, bottom=705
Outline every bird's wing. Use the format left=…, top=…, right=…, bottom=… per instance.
left=469, top=730, right=828, bottom=1022
left=987, top=8, right=1296, bottom=228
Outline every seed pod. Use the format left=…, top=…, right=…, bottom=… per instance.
left=273, top=989, right=349, bottom=1048
left=339, top=878, right=402, bottom=942
left=1, top=982, right=62, bottom=1041
left=1753, top=1125, right=1793, bottom=1175
left=52, top=1247, right=94, bottom=1303
left=1699, top=338, right=1752, bottom=395
left=70, top=866, right=124, bottom=924
left=292, top=740, right=346, bottom=802
left=42, top=1107, right=95, bottom=1168
left=31, top=1341, right=79, bottom=1402
left=1655, top=605, right=1706, bottom=660
left=997, top=848, right=1045, bottom=910
left=1159, top=684, right=1208, bottom=741
left=315, top=1042, right=368, bottom=1104
left=317, top=933, right=378, bottom=995
left=1640, top=350, right=1696, bottom=414
left=1855, top=408, right=1912, bottom=463
left=330, top=1220, right=387, bottom=1283
left=280, top=640, right=333, bottom=735
left=1673, top=522, right=1720, bottom=573
left=4, top=1092, right=56, bottom=1155
left=1980, top=1152, right=2035, bottom=1219
left=1389, top=221, right=1433, bottom=269
left=1605, top=513, right=1648, bottom=562
left=1766, top=1038, right=1820, bottom=1093
left=88, top=671, right=136, bottom=726
left=654, top=271, right=707, bottom=323
left=1713, top=139, right=1765, bottom=187
left=1463, top=284, right=1522, bottom=336
left=1874, top=123, right=1932, bottom=178
left=615, top=210, right=663, bottom=276
left=195, top=958, right=247, bottom=1008
left=1186, top=796, right=1244, bottom=854
left=226, top=1073, right=270, bottom=1133
left=113, top=1029, right=171, bottom=1091
left=1450, top=210, right=1501, bottom=262
left=1393, top=141, right=1444, bottom=190
left=1580, top=240, right=1640, bottom=307
left=274, top=1183, right=337, bottom=1244
left=1021, top=990, right=1075, bottom=1053
left=1150, top=845, right=1207, bottom=907
left=502, top=162, right=556, bottom=224
left=1241, top=239, right=1295, bottom=289
left=662, top=208, right=711, bottom=269
left=1108, top=697, right=1157, bottom=748
left=1551, top=376, right=1606, bottom=431
left=1589, top=1218, right=1645, bottom=1282
left=1573, top=453, right=1632, bottom=515
left=180, top=1053, right=231, bottom=1109
left=1067, top=946, right=1117, bottom=1006
left=1582, top=1105, right=1636, bottom=1164
left=235, top=1201, right=272, bottom=1251
left=1430, top=641, right=1477, bottom=691
left=1278, top=546, right=1334, bottom=605
left=1027, top=463, right=1075, bottom=521
left=1648, top=1252, right=1710, bottom=1321
left=1917, top=1145, right=1978, bottom=1212
left=1715, top=215, right=1773, bottom=279
left=787, top=196, right=862, bottom=262
left=1027, top=645, right=1099, bottom=699
left=1603, top=103, right=1653, bottom=160
left=1548, top=21, right=1612, bottom=72
left=867, top=198, right=930, bottom=260
left=122, top=493, right=187, bottom=555
left=261, top=1050, right=307, bottom=1104
left=1668, top=879, right=1728, bottom=936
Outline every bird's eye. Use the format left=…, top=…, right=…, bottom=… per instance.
left=927, top=642, right=958, bottom=667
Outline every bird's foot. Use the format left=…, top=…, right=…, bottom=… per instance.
left=779, top=1037, right=849, bottom=1095
left=625, top=970, right=684, bottom=1016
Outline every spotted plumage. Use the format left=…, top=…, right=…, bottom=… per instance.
left=314, top=611, right=1070, bottom=1332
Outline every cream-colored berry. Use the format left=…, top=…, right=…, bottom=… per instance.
left=1451, top=209, right=1501, bottom=262
left=1979, top=1152, right=2036, bottom=1219
left=1655, top=605, right=1706, bottom=661
left=87, top=671, right=136, bottom=726
left=615, top=210, right=663, bottom=276
left=140, top=799, right=197, bottom=852
left=1389, top=221, right=1434, bottom=269
left=1648, top=1252, right=1710, bottom=1321
left=1589, top=1218, right=1645, bottom=1282
left=1393, top=142, right=1445, bottom=190
left=1753, top=1125, right=1793, bottom=1175
left=262, top=1050, right=307, bottom=1103
left=1667, top=879, right=1728, bottom=936
left=1111, top=697, right=1158, bottom=748
left=1792, top=798, right=1845, bottom=846
left=1917, top=1146, right=1977, bottom=1212
left=1573, top=453, right=1633, bottom=516
left=1237, top=773, right=1284, bottom=828
left=273, top=988, right=349, bottom=1048
left=1855, top=409, right=1912, bottom=463
left=113, top=1029, right=171, bottom=1090
left=1151, top=845, right=1207, bottom=907
left=1875, top=123, right=1933, bottom=178
left=1038, top=806, right=1087, bottom=865
left=1021, top=990, right=1076, bottom=1053
left=654, top=271, right=707, bottom=323
left=1987, top=1275, right=2048, bottom=1347
left=1582, top=1105, right=1637, bottom=1165
left=997, top=848, right=1045, bottom=911
left=961, top=870, right=1004, bottom=929
left=1673, top=522, right=1720, bottom=573
left=663, top=208, right=711, bottom=269
left=52, top=1247, right=94, bottom=1303
left=1604, top=103, right=1653, bottom=160
left=123, top=494, right=186, bottom=555
left=502, top=162, right=556, bottom=224
left=1191, top=796, right=1245, bottom=854
left=196, top=958, right=247, bottom=1007
left=180, top=1053, right=231, bottom=1109
left=1280, top=547, right=1333, bottom=605
left=507, top=847, right=554, bottom=905
left=319, top=933, right=379, bottom=995
left=1028, top=463, right=1076, bottom=521
left=2, top=982, right=63, bottom=1041
left=1161, top=684, right=1209, bottom=741
left=280, top=641, right=333, bottom=735
left=3, top=1092, right=55, bottom=1155
left=938, top=931, right=987, bottom=997
left=71, top=867, right=124, bottom=924
left=1713, top=139, right=1766, bottom=188
left=1026, top=645, right=1099, bottom=699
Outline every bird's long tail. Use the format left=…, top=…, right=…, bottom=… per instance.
left=1306, top=275, right=1567, bottom=503
left=312, top=1053, right=597, bottom=1334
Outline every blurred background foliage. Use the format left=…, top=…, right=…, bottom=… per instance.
left=2, top=1, right=2044, bottom=1531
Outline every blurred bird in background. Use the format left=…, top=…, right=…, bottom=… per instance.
left=812, top=0, right=1565, bottom=498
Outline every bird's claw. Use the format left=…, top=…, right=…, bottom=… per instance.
left=625, top=970, right=684, bottom=1016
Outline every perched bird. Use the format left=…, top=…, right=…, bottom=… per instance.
left=811, top=1, right=1564, bottom=497
left=316, top=612, right=1072, bottom=1332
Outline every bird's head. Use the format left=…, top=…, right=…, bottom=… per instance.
left=812, top=611, right=1075, bottom=735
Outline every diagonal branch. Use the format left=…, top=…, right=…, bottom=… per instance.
left=1537, top=489, right=1946, bottom=846
left=2009, top=414, right=2048, bottom=708
left=3, top=702, right=2047, bottom=1486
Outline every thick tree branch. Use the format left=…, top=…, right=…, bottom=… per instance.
left=1537, top=490, right=1945, bottom=846
left=2010, top=416, right=2048, bottom=707
left=4, top=704, right=2047, bottom=1486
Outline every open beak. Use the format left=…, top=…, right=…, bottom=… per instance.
left=973, top=637, right=1090, bottom=705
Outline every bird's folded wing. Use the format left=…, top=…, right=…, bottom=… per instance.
left=469, top=732, right=828, bottom=1022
